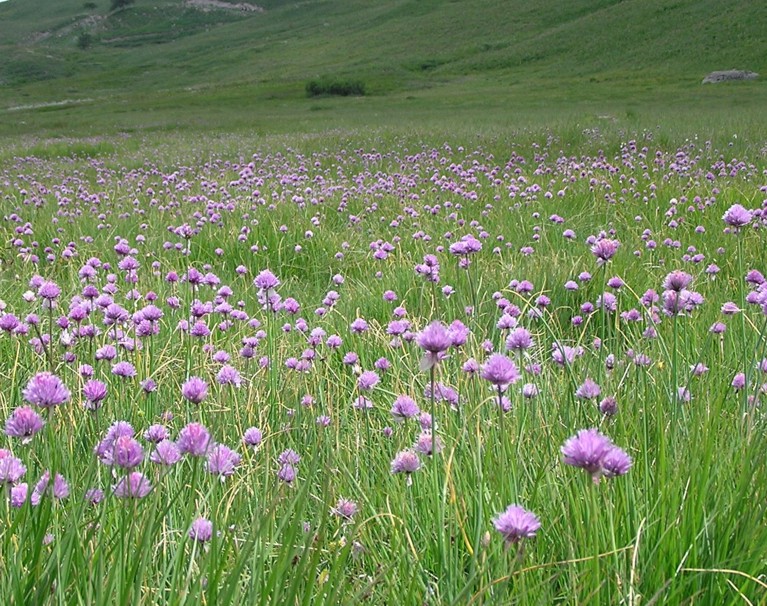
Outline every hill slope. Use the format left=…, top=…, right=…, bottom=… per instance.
left=0, top=0, right=764, bottom=135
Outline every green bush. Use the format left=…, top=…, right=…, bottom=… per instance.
left=110, top=0, right=135, bottom=10
left=305, top=77, right=366, bottom=97
left=76, top=31, right=94, bottom=49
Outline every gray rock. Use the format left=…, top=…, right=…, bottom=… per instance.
left=702, top=70, right=758, bottom=84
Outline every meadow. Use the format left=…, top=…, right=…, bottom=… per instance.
left=0, top=123, right=766, bottom=605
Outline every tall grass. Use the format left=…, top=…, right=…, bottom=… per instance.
left=0, top=128, right=766, bottom=604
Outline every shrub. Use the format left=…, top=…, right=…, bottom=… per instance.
left=76, top=31, right=94, bottom=50
left=305, top=77, right=366, bottom=97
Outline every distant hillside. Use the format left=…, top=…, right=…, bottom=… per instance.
left=0, top=0, right=764, bottom=135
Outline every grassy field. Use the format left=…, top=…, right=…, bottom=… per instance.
left=0, top=0, right=765, bottom=138
left=1, top=1, right=767, bottom=604
left=0, top=123, right=766, bottom=604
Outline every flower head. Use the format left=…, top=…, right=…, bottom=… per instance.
left=23, top=372, right=70, bottom=409
left=83, top=379, right=108, bottom=410
left=206, top=444, right=241, bottom=478
left=31, top=471, right=69, bottom=504
left=332, top=497, right=358, bottom=521
left=150, top=440, right=182, bottom=466
left=601, top=446, right=633, bottom=477
left=417, top=321, right=452, bottom=353
left=357, top=370, right=380, bottom=392
left=390, top=395, right=420, bottom=422
left=254, top=270, right=280, bottom=291
left=493, top=504, right=541, bottom=545
left=113, top=472, right=152, bottom=499
left=0, top=453, right=26, bottom=484
left=561, top=428, right=613, bottom=475
left=177, top=422, right=211, bottom=457
left=561, top=428, right=631, bottom=482
left=5, top=406, right=45, bottom=442
left=662, top=270, right=693, bottom=292
left=113, top=436, right=144, bottom=469
left=575, top=378, right=601, bottom=400
left=723, top=204, right=752, bottom=229
left=391, top=449, right=421, bottom=475
left=480, top=354, right=520, bottom=389
left=181, top=376, right=208, bottom=405
left=506, top=327, right=534, bottom=352
left=591, top=239, right=620, bottom=265
left=189, top=517, right=213, bottom=543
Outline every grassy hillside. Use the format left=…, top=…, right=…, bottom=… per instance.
left=0, top=0, right=764, bottom=136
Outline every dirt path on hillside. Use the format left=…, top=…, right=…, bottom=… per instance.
left=184, top=0, right=264, bottom=12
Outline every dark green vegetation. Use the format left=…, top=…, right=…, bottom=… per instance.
left=0, top=0, right=764, bottom=138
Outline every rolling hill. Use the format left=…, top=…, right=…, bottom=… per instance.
left=0, top=0, right=764, bottom=136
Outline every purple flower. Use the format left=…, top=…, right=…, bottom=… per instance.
left=722, top=204, right=752, bottom=229
left=417, top=321, right=452, bottom=370
left=113, top=436, right=144, bottom=469
left=357, top=370, right=380, bottom=391
left=141, top=378, right=157, bottom=393
left=83, top=379, right=108, bottom=409
left=493, top=504, right=541, bottom=545
left=181, top=376, right=208, bottom=404
left=448, top=320, right=470, bottom=347
left=10, top=483, right=28, bottom=507
left=391, top=449, right=420, bottom=475
left=521, top=383, right=539, bottom=399
left=278, top=448, right=300, bottom=465
left=390, top=395, right=420, bottom=422
left=352, top=395, right=373, bottom=410
left=662, top=270, right=693, bottom=292
left=332, top=498, right=358, bottom=520
left=599, top=396, right=618, bottom=416
left=551, top=343, right=582, bottom=367
left=150, top=440, right=181, bottom=466
left=732, top=372, right=746, bottom=390
left=417, top=321, right=452, bottom=353
left=177, top=422, right=211, bottom=457
left=591, top=239, right=620, bottom=265
left=462, top=358, right=480, bottom=375
left=601, top=446, right=633, bottom=477
left=31, top=471, right=69, bottom=504
left=206, top=444, right=241, bottom=478
left=506, top=327, right=534, bottom=352
left=254, top=269, right=280, bottom=291
left=216, top=365, right=242, bottom=387
left=561, top=428, right=613, bottom=475
left=0, top=313, right=20, bottom=333
left=413, top=431, right=443, bottom=456
left=189, top=517, right=213, bottom=543
left=38, top=281, right=61, bottom=301
left=562, top=428, right=631, bottom=482
left=113, top=472, right=152, bottom=499
left=277, top=464, right=296, bottom=484
left=0, top=453, right=26, bottom=484
left=111, top=361, right=137, bottom=379
left=242, top=427, right=263, bottom=447
left=23, top=372, right=70, bottom=409
left=5, top=406, right=45, bottom=442
left=94, top=421, right=135, bottom=465
left=85, top=488, right=105, bottom=506
left=481, top=354, right=521, bottom=389
left=144, top=424, right=169, bottom=443
left=575, top=378, right=601, bottom=400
